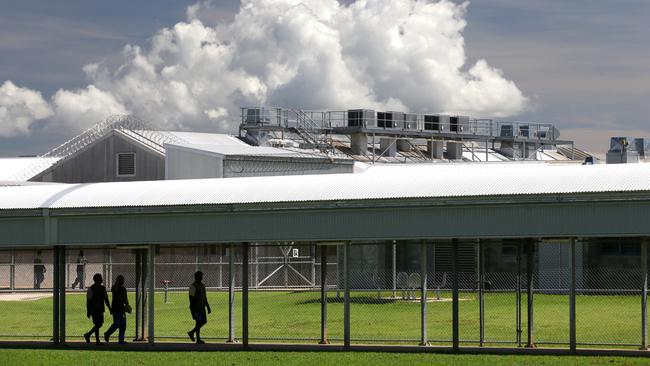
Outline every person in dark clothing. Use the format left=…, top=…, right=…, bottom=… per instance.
left=71, top=250, right=87, bottom=289
left=187, top=271, right=211, bottom=344
left=104, top=275, right=130, bottom=344
left=33, top=250, right=46, bottom=289
left=84, top=273, right=111, bottom=345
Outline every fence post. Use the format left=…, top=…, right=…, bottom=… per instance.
left=148, top=244, right=155, bottom=345
left=228, top=244, right=235, bottom=343
left=642, top=239, right=648, bottom=350
left=242, top=242, right=249, bottom=349
left=420, top=241, right=428, bottom=346
left=452, top=238, right=459, bottom=351
left=320, top=244, right=329, bottom=344
left=526, top=239, right=535, bottom=348
left=344, top=241, right=351, bottom=350
left=569, top=238, right=576, bottom=352
left=478, top=239, right=484, bottom=347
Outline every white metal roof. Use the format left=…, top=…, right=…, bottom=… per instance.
left=0, top=162, right=649, bottom=210
left=0, top=157, right=61, bottom=181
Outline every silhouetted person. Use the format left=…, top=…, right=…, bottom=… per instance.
left=188, top=271, right=210, bottom=344
left=84, top=273, right=111, bottom=345
left=71, top=250, right=88, bottom=289
left=104, top=275, right=130, bottom=344
left=33, top=250, right=46, bottom=289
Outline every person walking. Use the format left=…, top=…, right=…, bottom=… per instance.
left=33, top=250, right=46, bottom=289
left=84, top=273, right=111, bottom=345
left=187, top=271, right=211, bottom=344
left=71, top=250, right=88, bottom=289
left=104, top=275, right=130, bottom=344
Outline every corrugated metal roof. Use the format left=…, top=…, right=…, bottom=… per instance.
left=0, top=157, right=61, bottom=181
left=0, top=162, right=649, bottom=210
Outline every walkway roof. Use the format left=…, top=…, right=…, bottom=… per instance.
left=0, top=162, right=648, bottom=210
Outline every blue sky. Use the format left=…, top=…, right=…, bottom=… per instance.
left=0, top=0, right=648, bottom=156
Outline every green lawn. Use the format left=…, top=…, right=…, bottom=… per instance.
left=0, top=349, right=648, bottom=366
left=0, top=291, right=644, bottom=348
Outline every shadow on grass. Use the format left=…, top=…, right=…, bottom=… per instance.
left=298, top=296, right=399, bottom=305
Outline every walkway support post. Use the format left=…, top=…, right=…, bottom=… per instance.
left=569, top=238, right=577, bottom=353
left=10, top=248, right=15, bottom=291
left=526, top=239, right=535, bottom=348
left=58, top=245, right=66, bottom=343
left=642, top=239, right=648, bottom=350
left=53, top=246, right=60, bottom=345
left=344, top=241, right=351, bottom=350
left=516, top=240, right=522, bottom=347
left=242, top=242, right=249, bottom=349
left=452, top=238, right=459, bottom=351
left=228, top=244, right=235, bottom=343
left=148, top=244, right=155, bottom=345
left=420, top=241, right=428, bottom=346
left=478, top=240, right=484, bottom=347
left=319, top=244, right=329, bottom=344
left=134, top=250, right=141, bottom=341
left=392, top=241, right=397, bottom=298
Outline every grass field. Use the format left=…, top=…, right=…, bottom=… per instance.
left=0, top=290, right=643, bottom=348
left=0, top=349, right=649, bottom=366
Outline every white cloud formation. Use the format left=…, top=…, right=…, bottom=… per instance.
left=52, top=85, right=128, bottom=130
left=0, top=81, right=53, bottom=137
left=0, top=0, right=528, bottom=135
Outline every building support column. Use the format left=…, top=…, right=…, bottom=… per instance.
left=228, top=244, right=235, bottom=343
left=569, top=238, right=577, bottom=352
left=420, top=241, right=428, bottom=346
left=134, top=250, right=142, bottom=341
left=452, top=238, right=459, bottom=351
left=147, top=244, right=155, bottom=345
left=344, top=241, right=351, bottom=350
left=526, top=239, right=535, bottom=348
left=242, top=242, right=249, bottom=349
left=319, top=244, right=329, bottom=344
left=642, top=238, right=648, bottom=350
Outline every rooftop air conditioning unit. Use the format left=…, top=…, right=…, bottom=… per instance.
left=633, top=138, right=645, bottom=158
left=423, top=115, right=448, bottom=131
left=377, top=111, right=404, bottom=129
left=500, top=124, right=514, bottom=138
left=244, top=107, right=271, bottom=125
left=518, top=125, right=530, bottom=138
left=609, top=137, right=629, bottom=152
left=403, top=113, right=418, bottom=130
left=450, top=116, right=469, bottom=133
left=347, top=109, right=375, bottom=128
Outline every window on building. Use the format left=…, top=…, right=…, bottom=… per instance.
left=116, top=152, right=136, bottom=177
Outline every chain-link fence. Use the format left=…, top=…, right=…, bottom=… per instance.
left=0, top=239, right=648, bottom=351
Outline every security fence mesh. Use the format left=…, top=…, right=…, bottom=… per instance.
left=0, top=239, right=648, bottom=350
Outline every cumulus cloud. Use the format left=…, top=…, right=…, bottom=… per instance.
left=52, top=85, right=128, bottom=130
left=0, top=81, right=53, bottom=137
left=1, top=0, right=528, bottom=135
